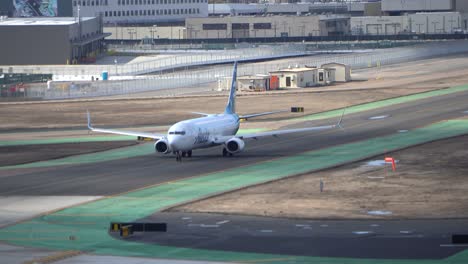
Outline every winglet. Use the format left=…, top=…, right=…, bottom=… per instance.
left=87, top=110, right=93, bottom=130
left=337, top=109, right=345, bottom=130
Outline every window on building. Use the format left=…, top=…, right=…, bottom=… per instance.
left=73, top=1, right=77, bottom=6
left=105, top=11, right=108, bottom=16
left=105, top=0, right=108, bottom=5
left=203, top=23, right=228, bottom=30
left=253, top=23, right=271, bottom=29
left=232, top=23, right=249, bottom=30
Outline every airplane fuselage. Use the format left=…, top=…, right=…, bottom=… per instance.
left=167, top=113, right=240, bottom=152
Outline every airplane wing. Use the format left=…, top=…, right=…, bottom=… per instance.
left=190, top=112, right=213, bottom=116
left=237, top=124, right=337, bottom=139
left=236, top=110, right=344, bottom=140
left=238, top=110, right=287, bottom=120
left=87, top=111, right=165, bottom=140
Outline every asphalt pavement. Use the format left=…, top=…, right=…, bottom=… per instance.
left=0, top=90, right=467, bottom=196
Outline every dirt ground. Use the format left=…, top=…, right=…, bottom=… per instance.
left=2, top=55, right=468, bottom=131
left=171, top=135, right=468, bottom=219
left=0, top=141, right=137, bottom=166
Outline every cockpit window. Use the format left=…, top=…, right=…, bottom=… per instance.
left=169, top=131, right=186, bottom=135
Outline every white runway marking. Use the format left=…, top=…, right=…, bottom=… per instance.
left=367, top=210, right=393, bottom=216
left=259, top=230, right=274, bottom=233
left=353, top=231, right=373, bottom=235
left=398, top=130, right=409, bottom=133
left=400, top=231, right=413, bottom=234
left=369, top=115, right=390, bottom=120
left=216, top=220, right=230, bottom=225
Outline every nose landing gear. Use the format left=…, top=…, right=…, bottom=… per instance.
left=175, top=150, right=193, bottom=162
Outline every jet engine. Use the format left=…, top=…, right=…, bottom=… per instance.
left=154, top=139, right=171, bottom=154
left=225, top=138, right=245, bottom=153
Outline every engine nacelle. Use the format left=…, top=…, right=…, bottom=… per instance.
left=225, top=138, right=245, bottom=153
left=154, top=139, right=171, bottom=154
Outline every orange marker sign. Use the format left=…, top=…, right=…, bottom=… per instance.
left=384, top=157, right=396, bottom=171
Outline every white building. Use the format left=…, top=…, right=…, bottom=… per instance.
left=351, top=12, right=463, bottom=35
left=382, top=0, right=453, bottom=13
left=185, top=15, right=349, bottom=39
left=321, top=63, right=350, bottom=83
left=72, top=0, right=208, bottom=24
left=269, top=67, right=334, bottom=89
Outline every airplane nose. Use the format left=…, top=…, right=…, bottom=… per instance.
left=168, top=136, right=181, bottom=151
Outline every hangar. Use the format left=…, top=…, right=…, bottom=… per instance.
left=0, top=17, right=106, bottom=65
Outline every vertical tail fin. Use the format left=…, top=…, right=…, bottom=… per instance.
left=224, top=62, right=237, bottom=114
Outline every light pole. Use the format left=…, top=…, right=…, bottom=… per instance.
left=416, top=23, right=424, bottom=34
left=432, top=21, right=440, bottom=34
left=448, top=18, right=456, bottom=33
left=150, top=25, right=157, bottom=44
left=114, top=58, right=118, bottom=76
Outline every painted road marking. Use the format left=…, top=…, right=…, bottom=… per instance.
left=353, top=231, right=374, bottom=235
left=368, top=115, right=390, bottom=120
left=320, top=224, right=328, bottom=228
left=188, top=224, right=219, bottom=228
left=398, top=130, right=409, bottom=133
left=400, top=231, right=413, bottom=234
left=367, top=210, right=393, bottom=216
left=181, top=217, right=192, bottom=220
left=216, top=220, right=230, bottom=225
left=259, top=230, right=274, bottom=233
left=370, top=224, right=380, bottom=227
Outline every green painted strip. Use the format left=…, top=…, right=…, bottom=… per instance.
left=1, top=143, right=155, bottom=169
left=0, top=135, right=134, bottom=147
left=294, top=84, right=468, bottom=122
left=0, top=128, right=267, bottom=169
left=1, top=120, right=468, bottom=264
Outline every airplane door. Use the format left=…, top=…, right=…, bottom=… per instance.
left=286, top=76, right=291, bottom=87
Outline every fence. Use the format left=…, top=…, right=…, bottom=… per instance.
left=0, top=45, right=308, bottom=79
left=22, top=40, right=468, bottom=99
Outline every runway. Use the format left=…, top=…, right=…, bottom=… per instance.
left=0, top=89, right=467, bottom=197
left=1, top=89, right=468, bottom=262
left=132, top=212, right=468, bottom=260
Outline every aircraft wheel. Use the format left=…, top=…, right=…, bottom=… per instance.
left=182, top=151, right=186, bottom=157
left=187, top=150, right=192, bottom=157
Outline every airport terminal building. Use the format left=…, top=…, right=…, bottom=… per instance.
left=72, top=0, right=209, bottom=24
left=0, top=17, right=106, bottom=65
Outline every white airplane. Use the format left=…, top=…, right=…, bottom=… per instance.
left=87, top=62, right=343, bottom=161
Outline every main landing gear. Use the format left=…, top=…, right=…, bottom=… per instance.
left=222, top=148, right=233, bottom=157
left=175, top=150, right=192, bottom=162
